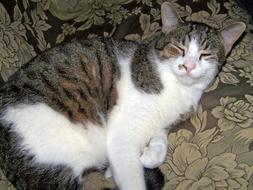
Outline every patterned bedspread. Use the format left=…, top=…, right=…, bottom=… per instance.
left=0, top=0, right=252, bottom=189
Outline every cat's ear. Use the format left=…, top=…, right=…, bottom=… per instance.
left=220, top=22, right=246, bottom=55
left=161, top=2, right=182, bottom=33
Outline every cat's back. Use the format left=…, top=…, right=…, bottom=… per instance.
left=0, top=37, right=136, bottom=124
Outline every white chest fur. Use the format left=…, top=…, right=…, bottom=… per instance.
left=107, top=56, right=202, bottom=146
left=114, top=57, right=201, bottom=123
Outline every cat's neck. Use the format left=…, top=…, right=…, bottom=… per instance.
left=154, top=66, right=203, bottom=127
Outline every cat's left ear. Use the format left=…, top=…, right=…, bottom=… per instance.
left=161, top=2, right=182, bottom=33
left=220, top=22, right=246, bottom=55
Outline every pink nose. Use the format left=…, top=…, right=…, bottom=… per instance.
left=184, top=58, right=196, bottom=73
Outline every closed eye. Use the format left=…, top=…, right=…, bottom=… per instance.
left=171, top=44, right=185, bottom=57
left=199, top=53, right=213, bottom=60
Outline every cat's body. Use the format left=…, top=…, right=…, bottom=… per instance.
left=0, top=3, right=245, bottom=190
left=0, top=37, right=170, bottom=190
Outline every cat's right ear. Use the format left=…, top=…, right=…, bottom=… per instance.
left=161, top=2, right=181, bottom=33
left=219, top=22, right=246, bottom=55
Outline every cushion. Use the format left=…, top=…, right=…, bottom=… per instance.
left=0, top=0, right=252, bottom=189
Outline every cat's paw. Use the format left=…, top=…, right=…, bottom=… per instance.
left=140, top=147, right=166, bottom=169
left=140, top=136, right=167, bottom=169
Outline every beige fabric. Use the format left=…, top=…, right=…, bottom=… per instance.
left=0, top=0, right=252, bottom=189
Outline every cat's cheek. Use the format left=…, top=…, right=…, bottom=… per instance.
left=189, top=68, right=204, bottom=79
left=200, top=61, right=218, bottom=78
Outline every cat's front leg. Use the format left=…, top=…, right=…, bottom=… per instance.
left=140, top=129, right=168, bottom=169
left=107, top=127, right=147, bottom=190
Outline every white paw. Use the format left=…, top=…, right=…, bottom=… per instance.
left=140, top=136, right=167, bottom=169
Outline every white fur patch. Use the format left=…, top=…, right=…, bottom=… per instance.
left=1, top=103, right=107, bottom=176
left=188, top=39, right=199, bottom=57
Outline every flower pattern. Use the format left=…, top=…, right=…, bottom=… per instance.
left=161, top=105, right=253, bottom=190
left=212, top=97, right=253, bottom=131
left=0, top=3, right=36, bottom=81
left=164, top=145, right=250, bottom=190
left=0, top=0, right=253, bottom=189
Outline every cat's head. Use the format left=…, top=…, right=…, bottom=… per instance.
left=155, top=2, right=246, bottom=89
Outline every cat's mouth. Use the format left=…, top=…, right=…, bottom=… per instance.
left=177, top=64, right=202, bottom=80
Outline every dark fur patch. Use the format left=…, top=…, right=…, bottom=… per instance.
left=103, top=168, right=164, bottom=190
left=131, top=47, right=163, bottom=94
left=145, top=168, right=165, bottom=190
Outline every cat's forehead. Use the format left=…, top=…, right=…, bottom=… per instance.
left=169, top=23, right=219, bottom=46
left=187, top=39, right=199, bottom=56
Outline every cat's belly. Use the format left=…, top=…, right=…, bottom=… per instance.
left=1, top=103, right=108, bottom=176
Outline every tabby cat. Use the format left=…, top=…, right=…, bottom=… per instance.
left=0, top=2, right=245, bottom=190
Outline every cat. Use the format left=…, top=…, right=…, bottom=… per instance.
left=0, top=2, right=245, bottom=190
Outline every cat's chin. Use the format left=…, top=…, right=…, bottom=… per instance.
left=178, top=77, right=197, bottom=86
left=176, top=74, right=203, bottom=86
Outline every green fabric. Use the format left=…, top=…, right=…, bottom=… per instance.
left=0, top=0, right=253, bottom=189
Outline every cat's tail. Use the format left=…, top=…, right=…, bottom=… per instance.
left=0, top=122, right=84, bottom=190
left=104, top=168, right=165, bottom=190
left=144, top=168, right=165, bottom=190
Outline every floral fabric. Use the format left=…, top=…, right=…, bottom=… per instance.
left=0, top=0, right=252, bottom=189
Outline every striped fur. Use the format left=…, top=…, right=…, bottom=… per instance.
left=0, top=39, right=121, bottom=125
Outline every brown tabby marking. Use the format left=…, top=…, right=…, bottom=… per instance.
left=0, top=39, right=120, bottom=125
